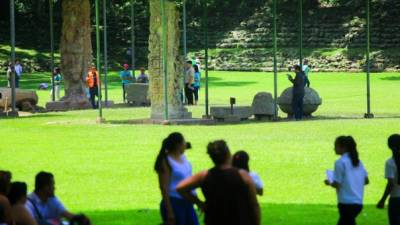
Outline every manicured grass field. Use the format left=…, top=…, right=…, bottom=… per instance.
left=0, top=71, right=400, bottom=225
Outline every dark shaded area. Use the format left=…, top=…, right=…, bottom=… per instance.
left=83, top=203, right=386, bottom=225
left=380, top=76, right=400, bottom=81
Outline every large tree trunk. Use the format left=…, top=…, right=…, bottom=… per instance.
left=148, top=0, right=191, bottom=120
left=58, top=0, right=92, bottom=109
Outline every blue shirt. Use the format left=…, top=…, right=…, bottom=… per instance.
left=167, top=155, right=194, bottom=199
left=193, top=72, right=201, bottom=88
left=120, top=70, right=134, bottom=84
left=26, top=192, right=67, bottom=224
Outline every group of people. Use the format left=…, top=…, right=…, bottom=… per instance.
left=287, top=59, right=311, bottom=121
left=119, top=64, right=149, bottom=103
left=0, top=171, right=90, bottom=225
left=6, top=60, right=23, bottom=88
left=85, top=64, right=149, bottom=108
left=154, top=132, right=400, bottom=225
left=184, top=60, right=201, bottom=106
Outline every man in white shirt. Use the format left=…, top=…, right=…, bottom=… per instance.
left=14, top=60, right=23, bottom=88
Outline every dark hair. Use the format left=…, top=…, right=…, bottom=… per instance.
left=388, top=134, right=400, bottom=185
left=8, top=182, right=27, bottom=205
left=232, top=151, right=250, bottom=171
left=207, top=140, right=230, bottom=166
left=154, top=133, right=185, bottom=173
left=335, top=136, right=360, bottom=167
left=0, top=204, right=4, bottom=223
left=194, top=65, right=199, bottom=73
left=35, top=171, right=54, bottom=191
left=186, top=60, right=193, bottom=65
left=293, top=65, right=301, bottom=71
left=0, top=171, right=12, bottom=195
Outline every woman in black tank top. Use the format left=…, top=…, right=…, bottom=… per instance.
left=177, top=140, right=260, bottom=225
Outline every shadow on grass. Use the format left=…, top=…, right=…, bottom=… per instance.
left=380, top=76, right=400, bottom=81
left=84, top=204, right=386, bottom=225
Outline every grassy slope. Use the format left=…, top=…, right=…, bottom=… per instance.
left=1, top=71, right=400, bottom=225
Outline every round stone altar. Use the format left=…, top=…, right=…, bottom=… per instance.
left=277, top=87, right=322, bottom=117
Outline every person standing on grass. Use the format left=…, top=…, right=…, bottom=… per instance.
left=177, top=140, right=260, bottom=225
left=232, top=151, right=264, bottom=196
left=287, top=65, right=305, bottom=120
left=0, top=171, right=12, bottom=225
left=184, top=61, right=195, bottom=105
left=136, top=67, right=149, bottom=84
left=8, top=182, right=38, bottom=225
left=302, top=59, right=311, bottom=87
left=6, top=63, right=14, bottom=88
left=325, top=136, right=369, bottom=225
left=377, top=134, right=400, bottom=225
left=192, top=65, right=201, bottom=105
left=50, top=67, right=62, bottom=101
left=120, top=64, right=135, bottom=103
left=14, top=60, right=22, bottom=88
left=86, top=66, right=100, bottom=109
left=154, top=133, right=199, bottom=225
left=25, top=172, right=90, bottom=225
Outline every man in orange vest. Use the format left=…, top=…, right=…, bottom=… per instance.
left=86, top=66, right=100, bottom=109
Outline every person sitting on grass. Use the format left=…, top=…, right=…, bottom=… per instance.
left=0, top=171, right=12, bottom=225
left=377, top=134, right=400, bottom=225
left=26, top=171, right=90, bottom=225
left=154, top=133, right=199, bottom=225
left=232, top=151, right=264, bottom=196
left=177, top=140, right=260, bottom=225
left=325, top=136, right=369, bottom=225
left=120, top=64, right=135, bottom=103
left=136, top=68, right=149, bottom=84
left=8, top=182, right=38, bottom=225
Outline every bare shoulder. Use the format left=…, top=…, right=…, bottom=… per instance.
left=238, top=169, right=252, bottom=183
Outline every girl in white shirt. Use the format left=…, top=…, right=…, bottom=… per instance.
left=232, top=151, right=264, bottom=196
left=377, top=134, right=400, bottom=225
left=325, top=136, right=369, bottom=225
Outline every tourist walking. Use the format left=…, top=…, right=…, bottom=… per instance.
left=325, top=136, right=369, bottom=225
left=6, top=63, right=14, bottom=88
left=192, top=65, right=201, bottom=105
left=177, top=140, right=261, bottom=225
left=154, top=133, right=199, bottom=225
left=86, top=66, right=100, bottom=109
left=287, top=65, right=305, bottom=120
left=50, top=67, right=62, bottom=101
left=232, top=151, right=264, bottom=196
left=377, top=134, right=400, bottom=225
left=120, top=64, right=135, bottom=103
left=302, top=59, right=311, bottom=87
left=14, top=60, right=23, bottom=88
left=184, top=61, right=195, bottom=105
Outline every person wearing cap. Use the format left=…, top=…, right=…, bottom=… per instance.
left=120, top=64, right=135, bottom=103
left=86, top=66, right=100, bottom=109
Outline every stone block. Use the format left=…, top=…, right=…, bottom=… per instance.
left=210, top=106, right=253, bottom=121
left=125, top=83, right=150, bottom=106
left=252, top=92, right=275, bottom=119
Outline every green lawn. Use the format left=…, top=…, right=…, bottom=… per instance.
left=0, top=71, right=400, bottom=225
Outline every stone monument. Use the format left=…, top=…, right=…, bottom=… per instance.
left=125, top=83, right=150, bottom=106
left=148, top=0, right=191, bottom=120
left=278, top=87, right=322, bottom=117
left=252, top=92, right=275, bottom=119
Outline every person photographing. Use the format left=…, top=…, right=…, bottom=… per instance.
left=287, top=65, right=305, bottom=121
